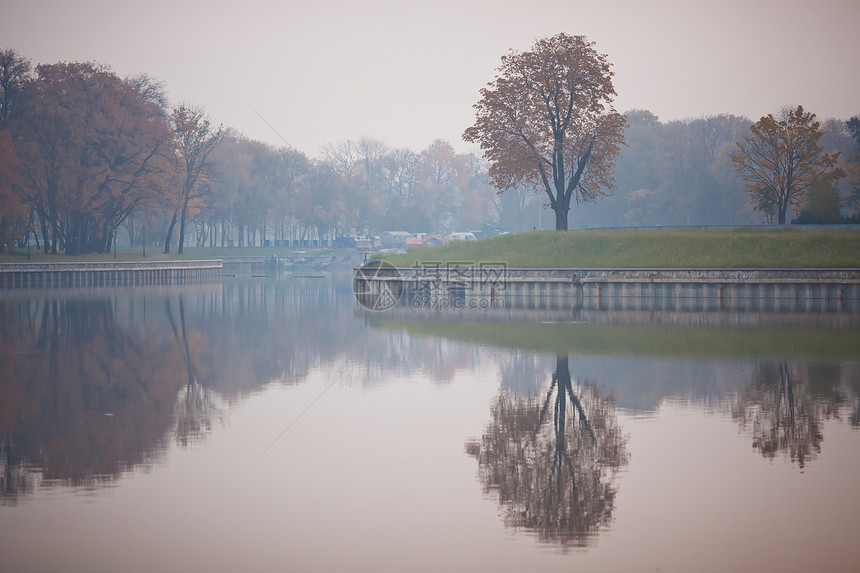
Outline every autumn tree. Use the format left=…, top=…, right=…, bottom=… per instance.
left=0, top=129, right=23, bottom=251
left=416, top=140, right=469, bottom=233
left=731, top=106, right=844, bottom=224
left=463, top=33, right=626, bottom=230
left=456, top=154, right=498, bottom=232
left=273, top=147, right=313, bottom=245
left=380, top=148, right=428, bottom=232
left=0, top=49, right=31, bottom=251
left=844, top=115, right=860, bottom=215
left=10, top=62, right=176, bottom=254
left=0, top=48, right=32, bottom=128
left=165, top=105, right=222, bottom=254
left=299, top=162, right=352, bottom=243
left=204, top=132, right=276, bottom=247
left=321, top=138, right=388, bottom=235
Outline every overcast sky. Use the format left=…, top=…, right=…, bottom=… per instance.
left=3, top=0, right=859, bottom=156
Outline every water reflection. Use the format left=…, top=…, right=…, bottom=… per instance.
left=0, top=295, right=190, bottom=500
left=731, top=361, right=849, bottom=468
left=1, top=278, right=859, bottom=571
left=468, top=355, right=628, bottom=547
left=173, top=297, right=220, bottom=447
left=0, top=278, right=364, bottom=501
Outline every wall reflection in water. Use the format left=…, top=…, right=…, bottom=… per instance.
left=468, top=355, right=628, bottom=547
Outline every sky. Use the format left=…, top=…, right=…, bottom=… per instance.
left=3, top=0, right=859, bottom=157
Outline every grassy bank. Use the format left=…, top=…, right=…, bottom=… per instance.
left=372, top=319, right=860, bottom=360
left=378, top=228, right=860, bottom=268
left=3, top=228, right=858, bottom=268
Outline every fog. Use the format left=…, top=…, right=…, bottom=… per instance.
left=3, top=0, right=858, bottom=156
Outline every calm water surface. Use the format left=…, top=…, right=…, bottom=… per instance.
left=1, top=276, right=858, bottom=573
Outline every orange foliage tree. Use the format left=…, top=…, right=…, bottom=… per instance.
left=0, top=129, right=24, bottom=251
left=731, top=106, right=844, bottom=224
left=164, top=105, right=222, bottom=254
left=10, top=62, right=176, bottom=254
left=0, top=48, right=31, bottom=130
left=463, top=33, right=626, bottom=230
left=845, top=116, right=860, bottom=215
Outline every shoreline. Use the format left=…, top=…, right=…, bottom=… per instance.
left=0, top=259, right=222, bottom=288
left=354, top=266, right=860, bottom=314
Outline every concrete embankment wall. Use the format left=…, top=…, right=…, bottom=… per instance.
left=221, top=257, right=266, bottom=275
left=0, top=260, right=222, bottom=288
left=354, top=267, right=860, bottom=313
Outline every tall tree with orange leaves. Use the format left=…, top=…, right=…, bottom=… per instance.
left=0, top=129, right=23, bottom=251
left=11, top=62, right=176, bottom=254
left=164, top=105, right=222, bottom=254
left=731, top=106, right=844, bottom=224
left=463, top=33, right=626, bottom=230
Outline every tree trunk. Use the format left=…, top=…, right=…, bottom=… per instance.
left=164, top=211, right=178, bottom=254
left=178, top=202, right=188, bottom=254
left=40, top=220, right=49, bottom=255
left=126, top=217, right=136, bottom=248
left=553, top=203, right=570, bottom=231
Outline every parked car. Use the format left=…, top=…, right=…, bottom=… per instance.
left=422, top=234, right=447, bottom=246
left=448, top=232, right=477, bottom=241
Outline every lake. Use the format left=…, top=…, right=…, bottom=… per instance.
left=1, top=274, right=858, bottom=572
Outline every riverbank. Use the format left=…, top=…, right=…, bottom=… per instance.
left=377, top=228, right=860, bottom=268
left=4, top=228, right=858, bottom=269
left=0, top=245, right=348, bottom=263
left=0, top=260, right=222, bottom=288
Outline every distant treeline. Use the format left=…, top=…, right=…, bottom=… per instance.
left=1, top=49, right=858, bottom=254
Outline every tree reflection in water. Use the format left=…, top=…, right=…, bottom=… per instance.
left=467, top=355, right=628, bottom=548
left=731, top=361, right=847, bottom=469
left=171, top=297, right=219, bottom=447
left=0, top=294, right=210, bottom=502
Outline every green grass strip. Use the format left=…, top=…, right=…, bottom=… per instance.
left=379, top=228, right=860, bottom=268
left=371, top=319, right=860, bottom=360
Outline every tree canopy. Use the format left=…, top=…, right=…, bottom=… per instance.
left=2, top=44, right=858, bottom=255
left=164, top=105, right=222, bottom=254
left=463, top=33, right=626, bottom=230
left=731, top=106, right=844, bottom=224
left=0, top=48, right=31, bottom=129
left=11, top=62, right=176, bottom=254
left=844, top=115, right=860, bottom=215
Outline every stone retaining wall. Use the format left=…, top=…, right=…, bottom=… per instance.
left=0, top=260, right=222, bottom=288
left=354, top=266, right=860, bottom=313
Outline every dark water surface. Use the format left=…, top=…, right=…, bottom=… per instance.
left=1, top=276, right=858, bottom=572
